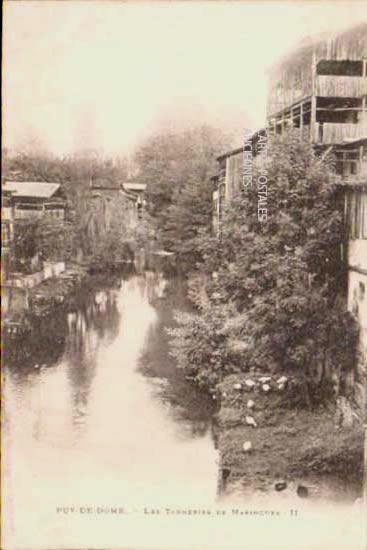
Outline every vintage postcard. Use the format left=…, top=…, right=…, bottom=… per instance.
left=2, top=1, right=367, bottom=549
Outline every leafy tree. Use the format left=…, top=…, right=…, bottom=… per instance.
left=134, top=126, right=232, bottom=265
left=2, top=149, right=130, bottom=261
left=13, top=217, right=76, bottom=271
left=169, top=129, right=360, bottom=405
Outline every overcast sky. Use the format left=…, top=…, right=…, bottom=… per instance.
left=3, top=1, right=367, bottom=157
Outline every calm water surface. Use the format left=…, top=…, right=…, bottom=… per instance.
left=3, top=272, right=218, bottom=548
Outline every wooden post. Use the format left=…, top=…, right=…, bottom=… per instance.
left=362, top=95, right=367, bottom=126
left=310, top=50, right=317, bottom=143
left=362, top=58, right=366, bottom=127
left=359, top=145, right=364, bottom=176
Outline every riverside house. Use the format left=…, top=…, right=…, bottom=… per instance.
left=1, top=189, right=15, bottom=281
left=3, top=181, right=66, bottom=220
left=212, top=24, right=367, bottom=230
left=211, top=129, right=267, bottom=234
left=267, top=23, right=367, bottom=178
left=266, top=23, right=367, bottom=363
left=345, top=181, right=367, bottom=364
left=211, top=23, right=367, bottom=368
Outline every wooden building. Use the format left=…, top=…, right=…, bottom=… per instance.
left=121, top=181, right=147, bottom=219
left=345, top=182, right=367, bottom=365
left=1, top=190, right=16, bottom=281
left=211, top=129, right=267, bottom=233
left=3, top=181, right=66, bottom=220
left=90, top=178, right=146, bottom=250
left=212, top=23, right=367, bottom=229
left=267, top=23, right=367, bottom=177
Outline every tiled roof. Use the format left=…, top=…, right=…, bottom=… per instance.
left=3, top=181, right=61, bottom=199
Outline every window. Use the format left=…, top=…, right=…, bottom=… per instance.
left=317, top=60, right=363, bottom=77
left=359, top=282, right=365, bottom=301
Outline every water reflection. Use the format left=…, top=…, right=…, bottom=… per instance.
left=3, top=272, right=218, bottom=549
left=64, top=288, right=121, bottom=431
left=138, top=272, right=215, bottom=440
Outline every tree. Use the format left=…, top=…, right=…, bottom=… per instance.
left=2, top=149, right=129, bottom=261
left=169, top=129, right=360, bottom=406
left=13, top=216, right=76, bottom=274
left=134, top=125, right=232, bottom=265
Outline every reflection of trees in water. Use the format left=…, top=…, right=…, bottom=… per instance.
left=5, top=275, right=122, bottom=427
left=4, top=310, right=68, bottom=381
left=144, top=271, right=169, bottom=304
left=65, top=288, right=121, bottom=430
left=138, top=273, right=214, bottom=439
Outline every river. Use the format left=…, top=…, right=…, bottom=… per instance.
left=2, top=271, right=220, bottom=549
left=3, top=270, right=364, bottom=550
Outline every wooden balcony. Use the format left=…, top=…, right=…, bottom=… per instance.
left=316, top=75, right=367, bottom=98
left=314, top=123, right=367, bottom=144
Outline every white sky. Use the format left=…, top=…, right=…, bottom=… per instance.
left=3, top=1, right=367, bottom=156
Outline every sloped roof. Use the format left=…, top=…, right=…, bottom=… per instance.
left=342, top=136, right=367, bottom=146
left=268, top=22, right=367, bottom=76
left=122, top=182, right=146, bottom=192
left=216, top=128, right=267, bottom=161
left=4, top=181, right=61, bottom=198
left=91, top=177, right=120, bottom=190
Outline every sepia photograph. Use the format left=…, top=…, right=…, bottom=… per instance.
left=2, top=1, right=367, bottom=549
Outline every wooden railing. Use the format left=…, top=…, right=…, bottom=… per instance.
left=316, top=75, right=367, bottom=98
left=314, top=123, right=367, bottom=144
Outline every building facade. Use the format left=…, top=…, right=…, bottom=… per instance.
left=1, top=190, right=15, bottom=281
left=211, top=23, right=367, bottom=371
left=345, top=183, right=367, bottom=364
left=3, top=181, right=66, bottom=220
left=267, top=23, right=367, bottom=178
left=121, top=181, right=147, bottom=219
left=211, top=130, right=266, bottom=233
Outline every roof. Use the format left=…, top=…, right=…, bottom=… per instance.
left=342, top=137, right=367, bottom=146
left=91, top=178, right=120, bottom=190
left=3, top=181, right=61, bottom=199
left=217, top=146, right=244, bottom=161
left=216, top=128, right=267, bottom=161
left=268, top=22, right=367, bottom=76
left=122, top=182, right=146, bottom=192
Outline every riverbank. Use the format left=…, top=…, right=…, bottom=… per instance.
left=215, top=373, right=364, bottom=502
left=2, top=261, right=137, bottom=368
left=2, top=249, right=176, bottom=362
left=3, top=259, right=137, bottom=323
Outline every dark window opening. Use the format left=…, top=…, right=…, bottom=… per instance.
left=317, top=110, right=359, bottom=124
left=316, top=97, right=362, bottom=124
left=317, top=60, right=363, bottom=77
left=359, top=282, right=365, bottom=300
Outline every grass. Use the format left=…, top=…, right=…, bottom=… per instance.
left=215, top=373, right=364, bottom=501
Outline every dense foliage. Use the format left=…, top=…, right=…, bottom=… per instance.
left=134, top=126, right=232, bottom=268
left=168, top=130, right=360, bottom=405
left=3, top=149, right=133, bottom=269
left=13, top=217, right=76, bottom=272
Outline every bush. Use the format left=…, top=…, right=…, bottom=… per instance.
left=168, top=130, right=360, bottom=406
left=167, top=302, right=241, bottom=390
